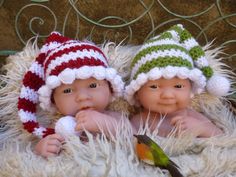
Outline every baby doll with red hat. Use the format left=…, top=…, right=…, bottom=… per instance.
left=18, top=32, right=124, bottom=157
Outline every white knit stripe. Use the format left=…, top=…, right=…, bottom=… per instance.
left=18, top=109, right=36, bottom=122
left=194, top=55, right=209, bottom=68
left=44, top=40, right=78, bottom=63
left=131, top=49, right=193, bottom=79
left=20, top=86, right=38, bottom=104
left=168, top=30, right=180, bottom=41
left=182, top=38, right=199, bottom=51
left=176, top=24, right=184, bottom=30
left=40, top=41, right=62, bottom=53
left=44, top=40, right=102, bottom=65
left=141, top=38, right=182, bottom=52
left=33, top=127, right=46, bottom=138
left=149, top=34, right=160, bottom=41
left=45, top=49, right=108, bottom=78
left=29, top=61, right=44, bottom=79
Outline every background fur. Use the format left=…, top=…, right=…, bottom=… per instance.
left=0, top=41, right=236, bottom=177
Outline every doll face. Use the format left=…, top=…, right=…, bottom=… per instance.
left=136, top=77, right=192, bottom=114
left=53, top=78, right=112, bottom=116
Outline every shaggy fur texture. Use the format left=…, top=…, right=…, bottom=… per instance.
left=0, top=41, right=236, bottom=177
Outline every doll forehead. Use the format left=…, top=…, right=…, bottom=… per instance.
left=58, top=77, right=109, bottom=88
left=145, top=77, right=191, bottom=85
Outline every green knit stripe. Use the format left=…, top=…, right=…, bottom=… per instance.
left=131, top=44, right=189, bottom=68
left=133, top=57, right=193, bottom=79
left=179, top=29, right=192, bottom=43
left=146, top=31, right=173, bottom=44
left=189, top=46, right=205, bottom=61
left=201, top=66, right=213, bottom=78
left=169, top=25, right=183, bottom=36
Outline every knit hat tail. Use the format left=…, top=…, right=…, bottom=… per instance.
left=17, top=32, right=65, bottom=137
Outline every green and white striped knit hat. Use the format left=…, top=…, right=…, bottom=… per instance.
left=125, top=24, right=230, bottom=105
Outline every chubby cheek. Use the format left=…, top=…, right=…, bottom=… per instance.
left=177, top=94, right=191, bottom=109
left=136, top=90, right=155, bottom=109
left=57, top=103, right=78, bottom=116
left=53, top=95, right=78, bottom=116
left=95, top=90, right=112, bottom=111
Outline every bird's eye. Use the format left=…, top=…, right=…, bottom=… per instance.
left=174, top=84, right=183, bottom=88
left=63, top=88, right=73, bottom=93
left=89, top=82, right=97, bottom=88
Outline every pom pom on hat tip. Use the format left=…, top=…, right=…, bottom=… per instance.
left=55, top=116, right=81, bottom=138
left=206, top=74, right=230, bottom=96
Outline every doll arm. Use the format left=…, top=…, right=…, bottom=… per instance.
left=75, top=110, right=120, bottom=138
left=170, top=109, right=223, bottom=138
left=34, top=133, right=64, bottom=158
left=130, top=114, right=141, bottom=134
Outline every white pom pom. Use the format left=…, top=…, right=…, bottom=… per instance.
left=106, top=68, right=117, bottom=80
left=55, top=116, right=80, bottom=137
left=46, top=76, right=61, bottom=89
left=136, top=73, right=148, bottom=86
left=149, top=68, right=161, bottom=80
left=93, top=66, right=106, bottom=80
left=206, top=75, right=230, bottom=96
left=38, top=85, right=51, bottom=97
left=76, top=66, right=92, bottom=79
left=162, top=66, right=177, bottom=79
left=58, top=68, right=75, bottom=84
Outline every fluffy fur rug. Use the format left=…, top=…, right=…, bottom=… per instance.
left=0, top=41, right=236, bottom=177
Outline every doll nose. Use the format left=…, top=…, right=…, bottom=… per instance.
left=75, top=89, right=90, bottom=101
left=160, top=88, right=174, bottom=98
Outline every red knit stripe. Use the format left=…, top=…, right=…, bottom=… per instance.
left=45, top=33, right=71, bottom=45
left=18, top=98, right=36, bottom=113
left=44, top=44, right=107, bottom=73
left=49, top=57, right=106, bottom=76
left=35, top=53, right=46, bottom=65
left=42, top=128, right=55, bottom=138
left=23, top=121, right=39, bottom=133
left=23, top=71, right=45, bottom=91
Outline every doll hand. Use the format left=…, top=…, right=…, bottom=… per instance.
left=170, top=114, right=223, bottom=137
left=170, top=115, right=199, bottom=135
left=75, top=110, right=114, bottom=134
left=55, top=116, right=81, bottom=138
left=34, top=134, right=64, bottom=158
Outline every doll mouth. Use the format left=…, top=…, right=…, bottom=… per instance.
left=158, top=102, right=176, bottom=105
left=80, top=106, right=94, bottom=110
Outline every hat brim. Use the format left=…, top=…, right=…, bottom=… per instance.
left=38, top=66, right=124, bottom=112
left=125, top=66, right=206, bottom=105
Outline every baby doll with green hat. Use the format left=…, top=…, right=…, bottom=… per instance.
left=125, top=24, right=230, bottom=137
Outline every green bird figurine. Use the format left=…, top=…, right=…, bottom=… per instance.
left=134, top=134, right=184, bottom=177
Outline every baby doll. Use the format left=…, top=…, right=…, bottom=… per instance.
left=125, top=24, right=230, bottom=138
left=17, top=32, right=124, bottom=157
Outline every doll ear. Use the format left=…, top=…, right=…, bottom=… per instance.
left=134, top=92, right=140, bottom=102
left=190, top=92, right=194, bottom=98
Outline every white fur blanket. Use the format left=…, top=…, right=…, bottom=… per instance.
left=0, top=42, right=236, bottom=177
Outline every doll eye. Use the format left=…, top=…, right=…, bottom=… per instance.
left=149, top=84, right=158, bottom=89
left=89, top=82, right=97, bottom=88
left=63, top=88, right=73, bottom=93
left=174, top=84, right=183, bottom=88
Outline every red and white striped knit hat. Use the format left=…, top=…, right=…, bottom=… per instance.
left=18, top=32, right=124, bottom=138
